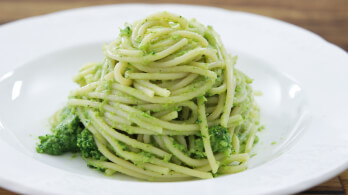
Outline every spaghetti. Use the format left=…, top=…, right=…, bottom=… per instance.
left=39, top=12, right=261, bottom=180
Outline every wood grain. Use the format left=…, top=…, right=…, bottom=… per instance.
left=0, top=0, right=347, bottom=194
left=340, top=171, right=348, bottom=194
left=0, top=0, right=347, bottom=50
left=298, top=177, right=346, bottom=195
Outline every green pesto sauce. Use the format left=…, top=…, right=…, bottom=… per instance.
left=120, top=26, right=132, bottom=37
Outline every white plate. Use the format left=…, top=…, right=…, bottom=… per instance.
left=0, top=4, right=347, bottom=195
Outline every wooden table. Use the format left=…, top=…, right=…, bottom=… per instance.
left=0, top=0, right=347, bottom=194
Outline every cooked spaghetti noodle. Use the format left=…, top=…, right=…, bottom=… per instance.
left=37, top=12, right=261, bottom=180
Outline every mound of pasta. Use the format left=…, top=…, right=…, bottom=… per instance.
left=37, top=12, right=261, bottom=180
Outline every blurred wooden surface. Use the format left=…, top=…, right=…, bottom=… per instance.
left=0, top=0, right=347, bottom=194
left=0, top=0, right=347, bottom=51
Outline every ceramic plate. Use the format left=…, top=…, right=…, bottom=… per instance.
left=0, top=4, right=347, bottom=195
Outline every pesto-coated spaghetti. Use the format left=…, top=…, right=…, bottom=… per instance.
left=37, top=12, right=261, bottom=180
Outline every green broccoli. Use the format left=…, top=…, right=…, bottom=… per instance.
left=77, top=129, right=106, bottom=160
left=189, top=125, right=232, bottom=158
left=37, top=107, right=106, bottom=161
left=37, top=108, right=82, bottom=155
left=209, top=125, right=232, bottom=154
left=87, top=162, right=106, bottom=173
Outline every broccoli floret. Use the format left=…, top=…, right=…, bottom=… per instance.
left=189, top=126, right=232, bottom=158
left=37, top=108, right=82, bottom=155
left=172, top=125, right=233, bottom=159
left=209, top=125, right=232, bottom=154
left=77, top=129, right=106, bottom=160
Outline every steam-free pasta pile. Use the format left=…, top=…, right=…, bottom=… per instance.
left=37, top=12, right=261, bottom=181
